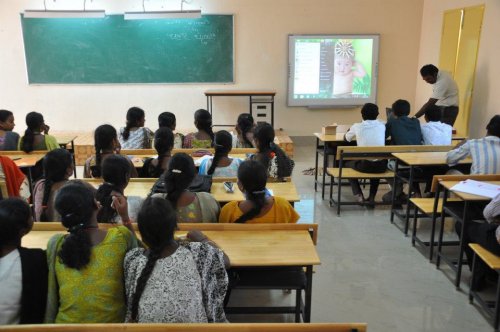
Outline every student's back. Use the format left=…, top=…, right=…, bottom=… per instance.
left=0, top=110, right=20, bottom=151
left=421, top=105, right=452, bottom=145
left=218, top=160, right=299, bottom=224
left=0, top=199, right=47, bottom=325
left=45, top=182, right=137, bottom=323
left=18, top=112, right=58, bottom=153
left=386, top=99, right=422, bottom=145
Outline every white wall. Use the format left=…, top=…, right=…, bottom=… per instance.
left=0, top=0, right=423, bottom=135
left=416, top=0, right=499, bottom=139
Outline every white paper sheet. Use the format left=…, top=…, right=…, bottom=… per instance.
left=450, top=180, right=500, bottom=199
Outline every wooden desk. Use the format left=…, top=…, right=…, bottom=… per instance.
left=390, top=151, right=472, bottom=236
left=54, top=135, right=78, bottom=177
left=205, top=90, right=276, bottom=127
left=436, top=180, right=498, bottom=289
left=23, top=228, right=320, bottom=323
left=83, top=179, right=300, bottom=203
left=129, top=154, right=248, bottom=168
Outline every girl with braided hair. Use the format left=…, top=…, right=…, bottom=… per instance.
left=95, top=154, right=143, bottom=226
left=219, top=160, right=299, bottom=224
left=18, top=112, right=59, bottom=153
left=140, top=127, right=174, bottom=178
left=151, top=153, right=220, bottom=223
left=182, top=109, right=214, bottom=148
left=232, top=113, right=255, bottom=148
left=124, top=197, right=228, bottom=323
left=251, top=122, right=295, bottom=180
left=44, top=181, right=137, bottom=323
left=119, top=107, right=154, bottom=149
left=84, top=124, right=137, bottom=178
left=198, top=130, right=242, bottom=177
left=32, top=149, right=73, bottom=221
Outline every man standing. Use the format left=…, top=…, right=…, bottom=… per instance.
left=415, top=64, right=459, bottom=126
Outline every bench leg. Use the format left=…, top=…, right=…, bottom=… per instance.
left=295, top=289, right=302, bottom=323
left=469, top=253, right=477, bottom=304
left=337, top=176, right=342, bottom=216
left=411, top=205, right=418, bottom=246
left=329, top=175, right=334, bottom=207
left=495, top=271, right=500, bottom=330
left=436, top=191, right=448, bottom=269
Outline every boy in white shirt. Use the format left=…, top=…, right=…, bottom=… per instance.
left=344, top=103, right=386, bottom=206
left=421, top=105, right=452, bottom=145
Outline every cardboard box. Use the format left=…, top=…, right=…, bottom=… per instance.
left=322, top=123, right=337, bottom=135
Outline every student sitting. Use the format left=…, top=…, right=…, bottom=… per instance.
left=84, top=124, right=138, bottom=178
left=140, top=127, right=174, bottom=178
left=183, top=109, right=214, bottom=149
left=152, top=153, right=220, bottom=223
left=421, top=105, right=452, bottom=145
left=45, top=181, right=138, bottom=323
left=33, top=149, right=73, bottom=221
left=344, top=103, right=387, bottom=206
left=0, top=110, right=20, bottom=151
left=96, top=155, right=143, bottom=225
left=0, top=199, right=47, bottom=324
left=386, top=99, right=423, bottom=145
left=18, top=112, right=59, bottom=152
left=124, top=197, right=228, bottom=323
left=219, top=160, right=299, bottom=223
left=251, top=122, right=294, bottom=180
left=119, top=107, right=154, bottom=149
left=199, top=130, right=242, bottom=178
left=446, top=115, right=500, bottom=174
left=0, top=156, right=30, bottom=200
left=158, top=111, right=184, bottom=149
left=232, top=113, right=255, bottom=148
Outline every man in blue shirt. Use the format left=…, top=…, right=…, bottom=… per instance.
left=385, top=99, right=423, bottom=145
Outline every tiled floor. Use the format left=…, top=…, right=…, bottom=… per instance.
left=75, top=138, right=493, bottom=331
left=228, top=137, right=492, bottom=331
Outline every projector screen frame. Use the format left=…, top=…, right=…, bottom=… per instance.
left=287, top=34, right=380, bottom=108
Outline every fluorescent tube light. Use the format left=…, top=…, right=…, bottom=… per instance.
left=124, top=10, right=201, bottom=20
left=24, top=10, right=106, bottom=18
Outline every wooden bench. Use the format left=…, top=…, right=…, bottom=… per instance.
left=469, top=243, right=500, bottom=330
left=121, top=147, right=257, bottom=156
left=0, top=323, right=367, bottom=332
left=410, top=174, right=500, bottom=261
left=326, top=145, right=453, bottom=215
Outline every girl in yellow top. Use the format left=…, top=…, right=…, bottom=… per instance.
left=44, top=181, right=138, bottom=323
left=219, top=160, right=299, bottom=224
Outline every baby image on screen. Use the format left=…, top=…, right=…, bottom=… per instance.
left=332, top=40, right=366, bottom=96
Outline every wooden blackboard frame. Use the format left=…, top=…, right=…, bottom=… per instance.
left=21, top=14, right=234, bottom=85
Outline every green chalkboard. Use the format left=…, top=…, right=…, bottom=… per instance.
left=20, top=14, right=233, bottom=84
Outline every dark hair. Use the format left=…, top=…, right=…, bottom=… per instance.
left=208, top=130, right=232, bottom=175
left=425, top=105, right=442, bottom=122
left=95, top=155, right=131, bottom=223
left=21, top=112, right=44, bottom=153
left=194, top=109, right=214, bottom=144
left=163, top=153, right=195, bottom=208
left=0, top=199, right=32, bottom=248
left=486, top=115, right=500, bottom=138
left=0, top=109, right=13, bottom=122
left=158, top=112, right=176, bottom=130
left=122, top=107, right=145, bottom=141
left=131, top=197, right=177, bottom=322
left=236, top=113, right=254, bottom=147
left=420, top=64, right=439, bottom=77
left=253, top=123, right=290, bottom=178
left=361, top=103, right=379, bottom=120
left=55, top=182, right=96, bottom=270
left=40, top=149, right=73, bottom=221
left=392, top=99, right=411, bottom=117
left=234, top=160, right=268, bottom=223
left=153, top=127, right=174, bottom=175
left=93, top=124, right=118, bottom=178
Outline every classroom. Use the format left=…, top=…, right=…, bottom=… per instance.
left=0, top=0, right=499, bottom=331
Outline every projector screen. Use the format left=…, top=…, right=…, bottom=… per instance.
left=288, top=34, right=379, bottom=107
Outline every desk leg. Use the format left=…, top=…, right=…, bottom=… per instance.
left=71, top=140, right=77, bottom=178
left=429, top=185, right=441, bottom=262
left=303, top=265, right=313, bottom=323
left=27, top=167, right=34, bottom=197
left=390, top=160, right=399, bottom=223
left=455, top=201, right=468, bottom=290
left=314, top=138, right=319, bottom=191
left=404, top=166, right=415, bottom=236
left=436, top=189, right=448, bottom=268
left=321, top=143, right=328, bottom=199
